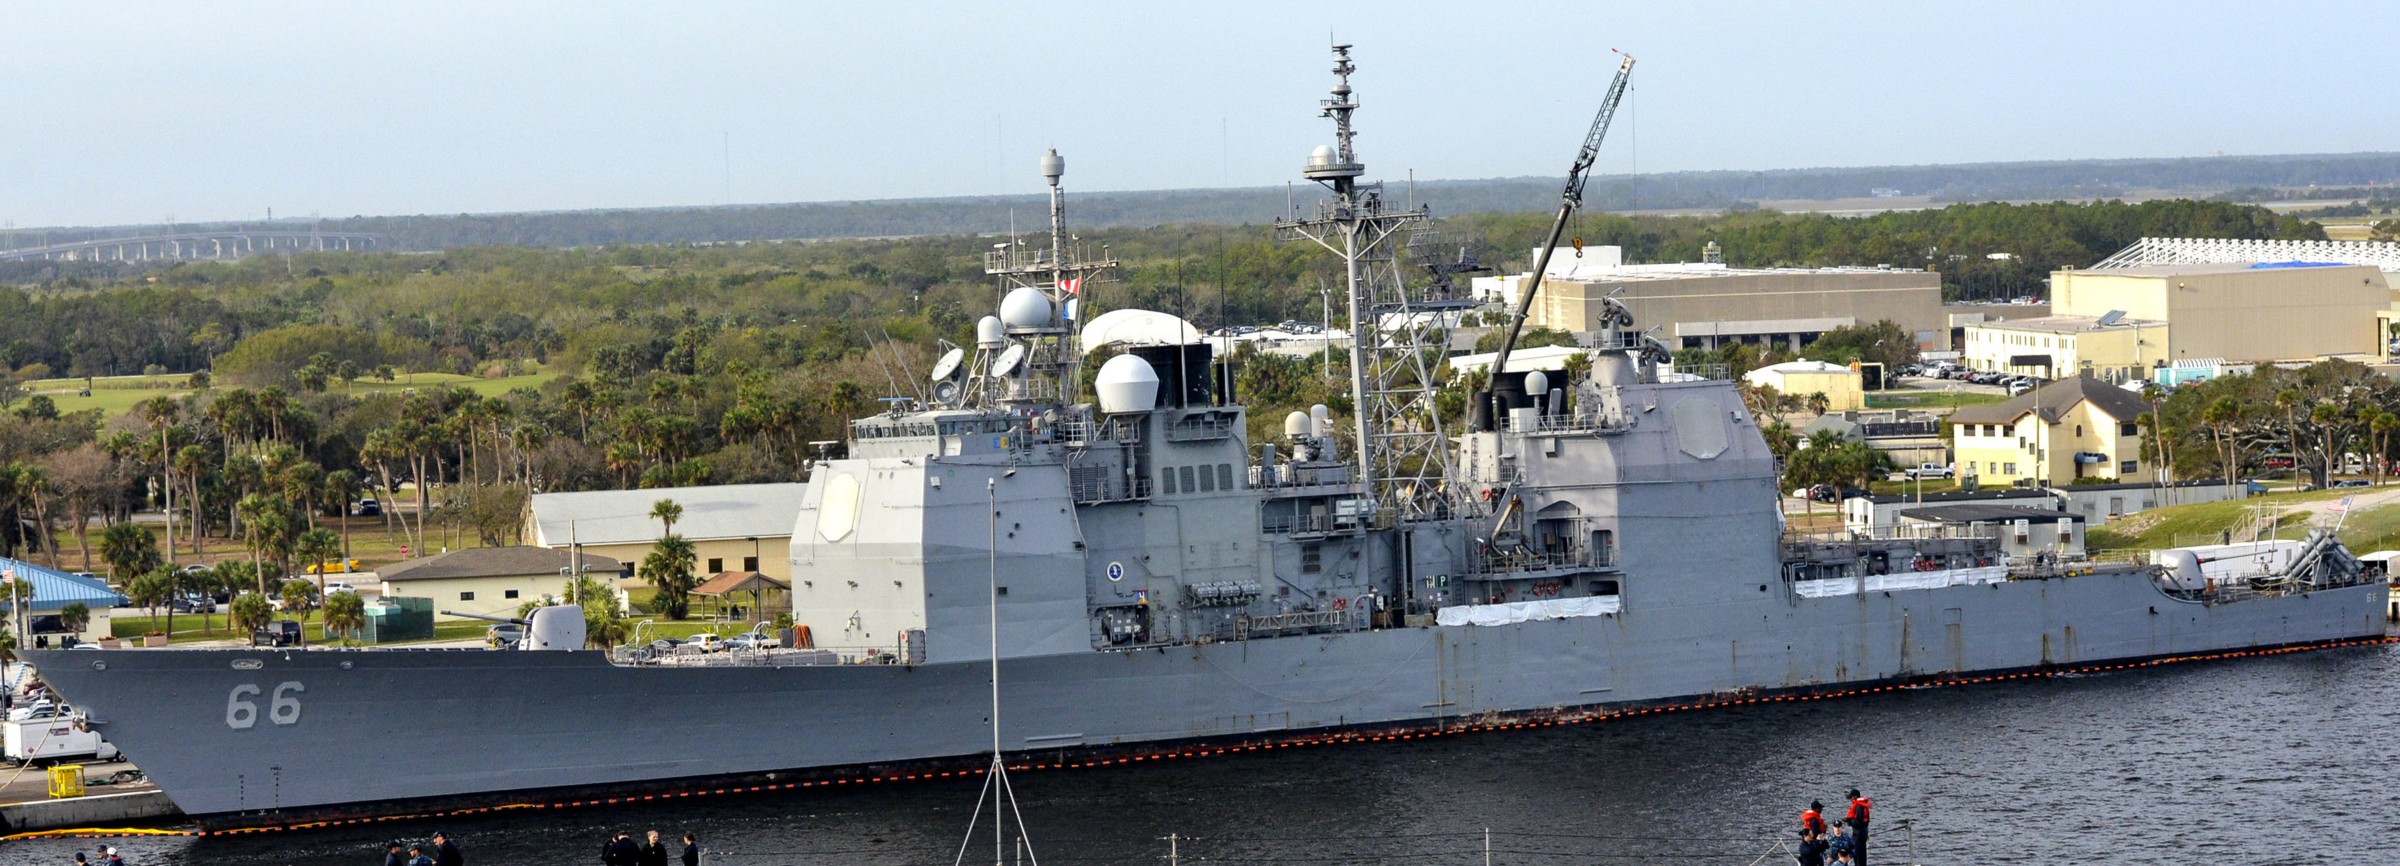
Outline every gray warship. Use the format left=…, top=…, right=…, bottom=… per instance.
left=18, top=46, right=2389, bottom=830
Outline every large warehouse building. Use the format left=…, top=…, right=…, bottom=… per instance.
left=1964, top=261, right=2390, bottom=377
left=1479, top=246, right=1947, bottom=351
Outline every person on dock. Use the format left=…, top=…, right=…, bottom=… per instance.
left=1843, top=788, right=1871, bottom=866
left=638, top=830, right=669, bottom=866
left=1794, top=828, right=1827, bottom=866
left=1801, top=799, right=1827, bottom=835
left=432, top=831, right=463, bottom=866
left=681, top=833, right=699, bottom=866
left=1826, top=823, right=1854, bottom=865
left=602, top=831, right=638, bottom=866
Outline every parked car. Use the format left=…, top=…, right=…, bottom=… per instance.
left=170, top=594, right=215, bottom=614
left=487, top=623, right=524, bottom=649
left=353, top=498, right=382, bottom=517
left=2263, top=456, right=2296, bottom=470
left=687, top=633, right=726, bottom=653
left=1904, top=463, right=1955, bottom=480
left=323, top=582, right=357, bottom=596
left=2006, top=381, right=2034, bottom=396
left=305, top=558, right=363, bottom=575
left=251, top=620, right=302, bottom=648
left=1807, top=484, right=1868, bottom=504
left=2331, top=479, right=2370, bottom=488
left=728, top=629, right=781, bottom=651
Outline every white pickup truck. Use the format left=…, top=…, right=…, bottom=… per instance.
left=4, top=714, right=119, bottom=764
left=1904, top=462, right=1955, bottom=480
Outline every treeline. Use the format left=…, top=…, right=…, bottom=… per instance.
left=0, top=199, right=2322, bottom=379
left=8, top=152, right=2392, bottom=254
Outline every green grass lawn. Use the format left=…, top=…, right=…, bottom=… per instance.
left=1865, top=390, right=2010, bottom=410
left=2085, top=485, right=2368, bottom=551
left=26, top=368, right=559, bottom=418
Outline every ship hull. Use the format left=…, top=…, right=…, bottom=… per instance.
left=21, top=571, right=2384, bottom=827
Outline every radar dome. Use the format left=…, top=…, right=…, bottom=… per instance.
left=1094, top=354, right=1161, bottom=415
left=1000, top=287, right=1053, bottom=328
left=1307, top=145, right=1337, bottom=167
left=1284, top=411, right=1310, bottom=438
left=1040, top=149, right=1065, bottom=182
left=1525, top=370, right=1550, bottom=396
left=976, top=316, right=1005, bottom=348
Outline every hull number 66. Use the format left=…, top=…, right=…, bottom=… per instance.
left=226, top=682, right=305, bottom=729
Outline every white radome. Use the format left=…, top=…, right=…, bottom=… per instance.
left=1094, top=354, right=1161, bottom=414
left=1000, top=287, right=1054, bottom=328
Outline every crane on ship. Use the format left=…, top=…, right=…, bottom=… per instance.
left=1478, top=50, right=1639, bottom=429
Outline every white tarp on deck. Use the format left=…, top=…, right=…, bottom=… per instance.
left=1793, top=565, right=2008, bottom=598
left=1436, top=595, right=1621, bottom=627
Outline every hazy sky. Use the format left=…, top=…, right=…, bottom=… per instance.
left=4, top=0, right=2394, bottom=228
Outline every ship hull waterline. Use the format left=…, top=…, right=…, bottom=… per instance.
left=20, top=572, right=2384, bottom=830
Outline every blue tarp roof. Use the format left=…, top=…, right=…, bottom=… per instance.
left=0, top=558, right=129, bottom=611
left=2248, top=261, right=2344, bottom=269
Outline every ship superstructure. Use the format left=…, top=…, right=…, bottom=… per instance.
left=14, top=45, right=2387, bottom=830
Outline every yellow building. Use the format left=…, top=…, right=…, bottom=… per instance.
left=1742, top=360, right=1866, bottom=411
left=1946, top=376, right=2154, bottom=487
left=2050, top=263, right=2390, bottom=363
left=377, top=546, right=624, bottom=621
left=1959, top=315, right=2167, bottom=383
left=525, top=483, right=807, bottom=587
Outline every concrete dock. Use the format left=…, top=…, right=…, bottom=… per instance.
left=0, top=760, right=183, bottom=832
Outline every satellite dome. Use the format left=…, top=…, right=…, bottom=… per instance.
left=1525, top=370, right=1550, bottom=396
left=1307, top=145, right=1337, bottom=167
left=1094, top=354, right=1160, bottom=415
left=976, top=316, right=1005, bottom=348
left=1000, top=287, right=1053, bottom=328
left=1284, top=411, right=1310, bottom=438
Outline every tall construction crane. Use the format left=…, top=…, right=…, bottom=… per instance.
left=1479, top=51, right=1636, bottom=430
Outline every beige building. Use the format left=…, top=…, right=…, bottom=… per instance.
left=1520, top=263, right=1946, bottom=351
left=1947, top=377, right=2154, bottom=487
left=1743, top=359, right=1866, bottom=411
left=525, top=483, right=807, bottom=586
left=2049, top=263, right=2390, bottom=364
left=1960, top=315, right=2168, bottom=383
left=378, top=546, right=623, bottom=621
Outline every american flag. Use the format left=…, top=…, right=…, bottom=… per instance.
left=2329, top=496, right=2352, bottom=514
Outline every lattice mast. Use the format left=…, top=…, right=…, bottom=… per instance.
left=983, top=149, right=1120, bottom=406
left=1278, top=44, right=1459, bottom=523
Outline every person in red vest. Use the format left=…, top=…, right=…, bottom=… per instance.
left=1843, top=788, right=1872, bottom=866
left=1801, top=799, right=1828, bottom=835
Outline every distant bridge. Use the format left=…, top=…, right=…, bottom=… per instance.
left=0, top=231, right=389, bottom=263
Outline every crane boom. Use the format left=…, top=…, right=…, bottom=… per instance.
left=1480, top=52, right=1635, bottom=430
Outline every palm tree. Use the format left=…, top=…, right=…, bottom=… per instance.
left=323, top=469, right=361, bottom=558
left=650, top=499, right=682, bottom=538
left=136, top=396, right=180, bottom=566
left=126, top=570, right=173, bottom=634
left=296, top=527, right=341, bottom=599
left=322, top=590, right=366, bottom=642
left=642, top=535, right=698, bottom=620
left=229, top=591, right=274, bottom=638
left=57, top=602, right=89, bottom=639
left=99, top=522, right=160, bottom=585
left=184, top=564, right=228, bottom=634
left=277, top=578, right=320, bottom=633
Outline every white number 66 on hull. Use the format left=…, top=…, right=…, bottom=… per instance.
left=226, top=682, right=305, bottom=729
